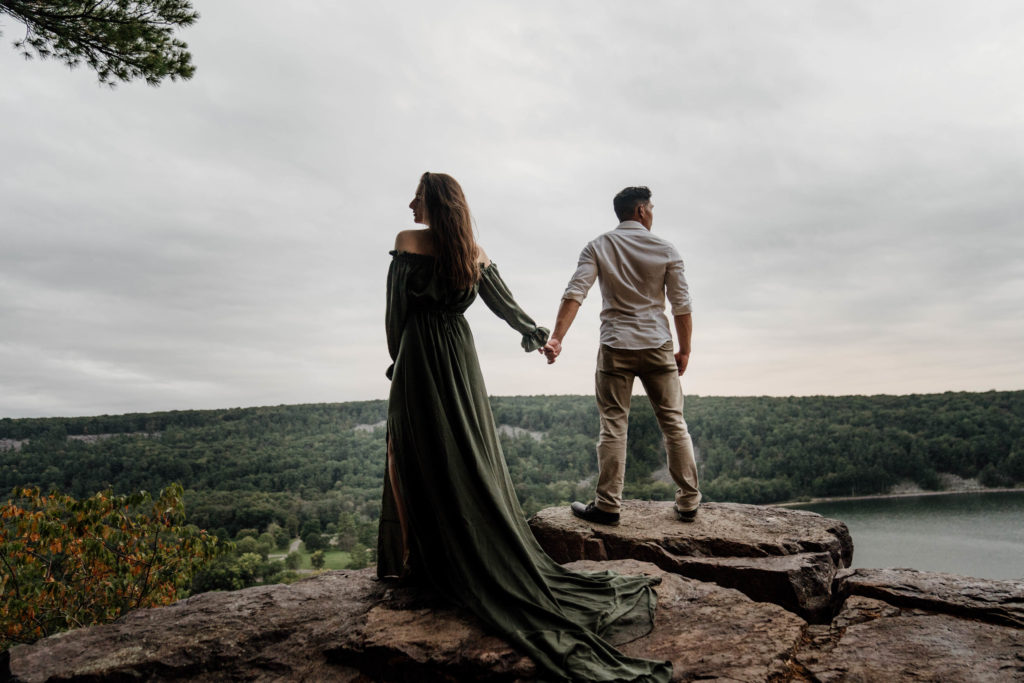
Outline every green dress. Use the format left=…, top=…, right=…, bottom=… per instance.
left=378, top=251, right=672, bottom=683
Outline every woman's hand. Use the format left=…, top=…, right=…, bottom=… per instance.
left=542, top=338, right=562, bottom=364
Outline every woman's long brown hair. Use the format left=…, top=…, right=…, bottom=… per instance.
left=419, top=172, right=479, bottom=291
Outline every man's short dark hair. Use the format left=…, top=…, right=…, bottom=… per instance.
left=613, top=186, right=652, bottom=221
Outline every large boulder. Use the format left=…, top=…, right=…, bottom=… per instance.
left=835, top=567, right=1024, bottom=629
left=794, top=595, right=1024, bottom=682
left=4, top=560, right=806, bottom=683
left=529, top=500, right=853, bottom=622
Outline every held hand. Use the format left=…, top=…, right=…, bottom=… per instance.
left=675, top=351, right=690, bottom=376
left=542, top=338, right=562, bottom=364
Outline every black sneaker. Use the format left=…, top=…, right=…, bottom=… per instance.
left=675, top=504, right=699, bottom=523
left=570, top=501, right=620, bottom=526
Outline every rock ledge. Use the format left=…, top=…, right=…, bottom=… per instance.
left=6, top=503, right=1024, bottom=682
left=5, top=561, right=804, bottom=682
left=529, top=500, right=853, bottom=621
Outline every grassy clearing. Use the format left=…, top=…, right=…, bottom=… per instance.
left=267, top=538, right=372, bottom=571
left=301, top=549, right=352, bottom=570
left=267, top=547, right=354, bottom=570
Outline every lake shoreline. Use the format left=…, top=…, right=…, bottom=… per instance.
left=775, top=486, right=1023, bottom=508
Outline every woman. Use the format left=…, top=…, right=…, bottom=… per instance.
left=378, top=172, right=672, bottom=682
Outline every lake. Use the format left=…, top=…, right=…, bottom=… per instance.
left=791, top=490, right=1024, bottom=580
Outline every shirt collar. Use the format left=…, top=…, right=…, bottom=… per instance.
left=616, top=220, right=647, bottom=231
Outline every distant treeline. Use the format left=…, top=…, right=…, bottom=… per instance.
left=2, top=391, right=1022, bottom=539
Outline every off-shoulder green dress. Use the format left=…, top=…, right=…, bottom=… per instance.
left=377, top=251, right=671, bottom=683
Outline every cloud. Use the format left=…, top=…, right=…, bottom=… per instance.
left=1, top=0, right=1022, bottom=417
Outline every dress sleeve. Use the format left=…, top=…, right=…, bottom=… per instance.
left=478, top=263, right=550, bottom=352
left=385, top=252, right=409, bottom=380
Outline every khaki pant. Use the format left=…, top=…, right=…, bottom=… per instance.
left=594, top=341, right=701, bottom=514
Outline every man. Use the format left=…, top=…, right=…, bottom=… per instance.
left=543, top=186, right=701, bottom=525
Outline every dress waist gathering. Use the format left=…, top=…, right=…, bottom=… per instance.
left=414, top=308, right=466, bottom=317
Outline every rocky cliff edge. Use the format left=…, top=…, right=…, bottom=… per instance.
left=4, top=501, right=1023, bottom=682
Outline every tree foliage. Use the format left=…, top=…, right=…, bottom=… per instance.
left=1, top=391, right=1018, bottom=652
left=0, top=0, right=198, bottom=85
left=189, top=543, right=293, bottom=594
left=0, top=483, right=220, bottom=649
left=302, top=531, right=325, bottom=552
left=1, top=392, right=1021, bottom=559
left=686, top=392, right=1024, bottom=501
left=347, top=544, right=369, bottom=570
left=309, top=550, right=325, bottom=570
left=284, top=551, right=300, bottom=570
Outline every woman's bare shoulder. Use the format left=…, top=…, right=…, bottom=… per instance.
left=394, top=229, right=435, bottom=255
left=476, top=244, right=492, bottom=267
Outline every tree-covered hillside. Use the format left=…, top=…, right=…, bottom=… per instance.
left=2, top=392, right=1022, bottom=540
left=684, top=392, right=1024, bottom=503
left=1, top=402, right=388, bottom=538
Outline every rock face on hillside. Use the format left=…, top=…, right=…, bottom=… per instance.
left=795, top=595, right=1024, bottom=681
left=5, top=502, right=1024, bottom=682
left=5, top=561, right=805, bottom=682
left=530, top=500, right=853, bottom=622
left=834, top=566, right=1024, bottom=629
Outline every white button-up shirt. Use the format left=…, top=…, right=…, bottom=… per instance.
left=562, top=221, right=692, bottom=350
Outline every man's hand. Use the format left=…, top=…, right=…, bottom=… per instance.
left=675, top=350, right=690, bottom=376
left=673, top=313, right=692, bottom=376
left=542, top=337, right=562, bottom=364
left=543, top=299, right=579, bottom=365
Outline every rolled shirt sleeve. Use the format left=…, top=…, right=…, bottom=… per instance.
left=665, top=246, right=693, bottom=316
left=562, top=243, right=598, bottom=303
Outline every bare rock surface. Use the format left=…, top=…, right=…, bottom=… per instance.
left=529, top=500, right=852, bottom=621
left=794, top=595, right=1024, bottom=682
left=6, top=569, right=379, bottom=682
left=9, top=504, right=1024, bottom=682
left=5, top=560, right=805, bottom=683
left=587, top=560, right=805, bottom=682
left=835, top=567, right=1024, bottom=629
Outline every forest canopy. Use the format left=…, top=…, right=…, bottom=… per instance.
left=2, top=391, right=1022, bottom=540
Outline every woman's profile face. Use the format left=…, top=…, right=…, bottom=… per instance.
left=409, top=184, right=428, bottom=225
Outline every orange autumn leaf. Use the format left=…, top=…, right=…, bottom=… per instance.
left=1, top=484, right=220, bottom=650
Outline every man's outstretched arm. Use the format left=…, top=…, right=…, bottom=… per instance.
left=673, top=313, right=692, bottom=375
left=542, top=298, right=581, bottom=364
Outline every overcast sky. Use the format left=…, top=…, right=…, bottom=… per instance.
left=2, top=1, right=1022, bottom=418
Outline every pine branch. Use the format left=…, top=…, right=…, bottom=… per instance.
left=0, top=0, right=198, bottom=85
